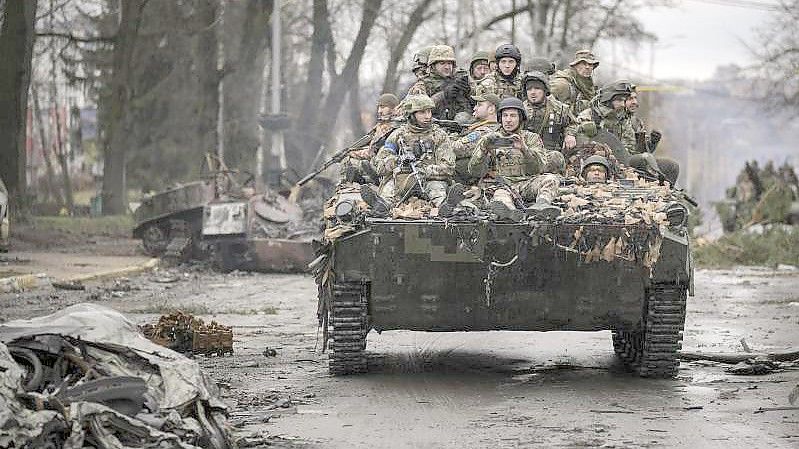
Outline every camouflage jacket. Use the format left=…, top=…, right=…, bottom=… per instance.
left=523, top=97, right=579, bottom=151
left=468, top=129, right=546, bottom=183
left=627, top=113, right=650, bottom=154
left=476, top=71, right=523, bottom=99
left=550, top=68, right=596, bottom=115
left=374, top=123, right=455, bottom=182
left=577, top=104, right=636, bottom=153
left=451, top=119, right=500, bottom=183
left=406, top=73, right=471, bottom=120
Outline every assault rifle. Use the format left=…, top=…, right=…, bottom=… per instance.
left=296, top=131, right=374, bottom=186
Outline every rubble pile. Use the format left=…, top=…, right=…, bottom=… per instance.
left=0, top=304, right=234, bottom=449
left=140, top=311, right=234, bottom=356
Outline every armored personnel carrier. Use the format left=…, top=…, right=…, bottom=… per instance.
left=313, top=174, right=693, bottom=378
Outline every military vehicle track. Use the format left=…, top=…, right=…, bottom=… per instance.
left=328, top=282, right=369, bottom=375
left=612, top=283, right=687, bottom=378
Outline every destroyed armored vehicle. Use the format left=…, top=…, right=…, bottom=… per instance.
left=132, top=161, right=318, bottom=271
left=314, top=176, right=693, bottom=378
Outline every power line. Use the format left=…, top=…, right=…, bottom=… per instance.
left=683, top=0, right=783, bottom=12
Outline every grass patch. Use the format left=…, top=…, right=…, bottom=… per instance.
left=694, top=226, right=799, bottom=268
left=31, top=215, right=133, bottom=237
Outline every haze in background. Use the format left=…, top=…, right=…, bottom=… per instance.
left=635, top=0, right=775, bottom=80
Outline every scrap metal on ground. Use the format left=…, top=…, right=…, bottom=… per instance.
left=140, top=311, right=234, bottom=356
left=0, top=303, right=235, bottom=449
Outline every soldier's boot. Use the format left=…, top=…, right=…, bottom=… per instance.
left=361, top=161, right=379, bottom=185
left=525, top=197, right=561, bottom=220
left=360, top=186, right=390, bottom=217
left=489, top=199, right=525, bottom=222
left=438, top=183, right=467, bottom=218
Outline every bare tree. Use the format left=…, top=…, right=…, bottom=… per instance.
left=380, top=0, right=435, bottom=94
left=751, top=0, right=799, bottom=118
left=0, top=0, right=38, bottom=208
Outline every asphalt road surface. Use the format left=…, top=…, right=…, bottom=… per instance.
left=1, top=266, right=798, bottom=448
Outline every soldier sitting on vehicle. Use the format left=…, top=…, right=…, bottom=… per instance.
left=406, top=45, right=472, bottom=120
left=623, top=83, right=680, bottom=186
left=521, top=70, right=574, bottom=173
left=476, top=43, right=525, bottom=99
left=468, top=97, right=561, bottom=221
left=450, top=92, right=501, bottom=185
left=366, top=95, right=455, bottom=214
left=550, top=49, right=600, bottom=115
left=339, top=93, right=399, bottom=185
left=576, top=81, right=636, bottom=154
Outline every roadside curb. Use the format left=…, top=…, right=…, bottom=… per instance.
left=0, top=258, right=160, bottom=293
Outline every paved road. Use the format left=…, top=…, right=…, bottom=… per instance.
left=1, top=266, right=798, bottom=448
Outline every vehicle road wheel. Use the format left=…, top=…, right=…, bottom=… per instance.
left=328, top=282, right=369, bottom=375
left=141, top=223, right=169, bottom=256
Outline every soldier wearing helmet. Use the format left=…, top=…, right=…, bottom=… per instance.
left=576, top=80, right=636, bottom=154
left=406, top=45, right=472, bottom=120
left=550, top=49, right=600, bottom=114
left=581, top=155, right=612, bottom=184
left=522, top=70, right=578, bottom=157
left=476, top=43, right=524, bottom=99
left=339, top=93, right=400, bottom=184
left=469, top=50, right=491, bottom=83
left=368, top=95, right=455, bottom=211
left=622, top=85, right=681, bottom=185
left=468, top=97, right=560, bottom=220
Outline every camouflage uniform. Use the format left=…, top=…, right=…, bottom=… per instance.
left=523, top=97, right=578, bottom=152
left=451, top=118, right=500, bottom=185
left=373, top=116, right=455, bottom=206
left=468, top=128, right=557, bottom=208
left=406, top=45, right=472, bottom=120
left=339, top=94, right=399, bottom=184
left=550, top=50, right=600, bottom=115
left=476, top=71, right=524, bottom=99
left=577, top=104, right=636, bottom=154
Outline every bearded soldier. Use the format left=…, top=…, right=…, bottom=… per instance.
left=406, top=45, right=471, bottom=120
left=576, top=81, right=636, bottom=153
left=468, top=97, right=560, bottom=220
left=476, top=43, right=524, bottom=99
left=339, top=93, right=399, bottom=184
left=369, top=95, right=455, bottom=211
left=623, top=83, right=680, bottom=185
left=550, top=49, right=600, bottom=115
left=451, top=92, right=501, bottom=185
left=522, top=71, right=577, bottom=159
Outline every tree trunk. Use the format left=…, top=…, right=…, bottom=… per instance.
left=0, top=0, right=38, bottom=210
left=31, top=86, right=62, bottom=206
left=101, top=0, right=147, bottom=215
left=348, top=74, right=366, bottom=137
left=380, top=0, right=434, bottom=95
left=314, top=0, right=382, bottom=157
left=194, top=0, right=220, bottom=161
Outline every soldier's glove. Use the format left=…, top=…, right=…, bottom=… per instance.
left=648, top=130, right=662, bottom=152
left=444, top=76, right=470, bottom=100
left=580, top=122, right=598, bottom=138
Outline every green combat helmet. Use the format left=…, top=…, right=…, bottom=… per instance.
left=581, top=155, right=612, bottom=176
left=527, top=56, right=556, bottom=76
left=469, top=50, right=491, bottom=69
left=402, top=94, right=435, bottom=118
left=427, top=45, right=457, bottom=65
left=522, top=71, right=551, bottom=95
left=412, top=46, right=434, bottom=73
left=496, top=96, right=527, bottom=122
left=599, top=80, right=633, bottom=105
left=377, top=93, right=399, bottom=109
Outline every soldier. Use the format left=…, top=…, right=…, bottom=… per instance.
left=468, top=97, right=560, bottom=220
left=406, top=45, right=472, bottom=120
left=581, top=155, right=613, bottom=184
left=522, top=70, right=577, bottom=159
left=339, top=93, right=399, bottom=185
left=369, top=95, right=455, bottom=211
left=468, top=50, right=491, bottom=84
left=623, top=85, right=680, bottom=185
left=576, top=81, right=636, bottom=154
left=451, top=92, right=501, bottom=185
left=550, top=49, right=599, bottom=114
left=477, top=43, right=524, bottom=99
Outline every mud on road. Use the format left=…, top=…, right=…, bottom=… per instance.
left=1, top=266, right=798, bottom=448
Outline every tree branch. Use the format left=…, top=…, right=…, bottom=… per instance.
left=36, top=31, right=114, bottom=44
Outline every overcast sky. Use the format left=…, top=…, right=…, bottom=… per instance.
left=631, top=0, right=778, bottom=80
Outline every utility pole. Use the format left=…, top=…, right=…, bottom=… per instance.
left=216, top=0, right=226, bottom=162
left=270, top=0, right=286, bottom=186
